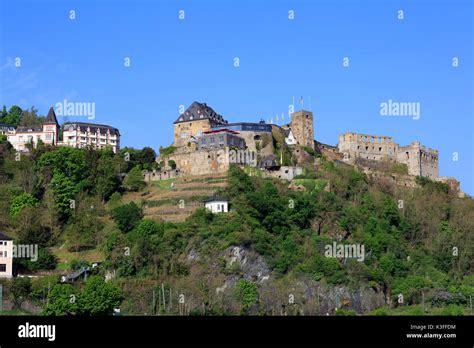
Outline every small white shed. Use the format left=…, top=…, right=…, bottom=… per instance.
left=204, top=197, right=229, bottom=213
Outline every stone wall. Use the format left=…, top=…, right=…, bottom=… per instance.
left=263, top=166, right=303, bottom=180
left=169, top=148, right=232, bottom=176
left=143, top=169, right=182, bottom=182
left=290, top=110, right=314, bottom=149
left=173, top=119, right=212, bottom=147
left=338, top=132, right=439, bottom=179
left=338, top=132, right=398, bottom=163
left=397, top=142, right=439, bottom=179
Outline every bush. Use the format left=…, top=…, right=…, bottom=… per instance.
left=10, top=193, right=38, bottom=218
left=123, top=166, right=146, bottom=192
left=10, top=277, right=32, bottom=309
left=20, top=248, right=58, bottom=271
left=112, top=202, right=143, bottom=233
left=234, top=279, right=258, bottom=314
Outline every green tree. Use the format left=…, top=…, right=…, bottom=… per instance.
left=96, top=154, right=121, bottom=200
left=43, top=284, right=78, bottom=315
left=49, top=170, right=77, bottom=220
left=1, top=105, right=23, bottom=126
left=10, top=192, right=39, bottom=217
left=112, top=201, right=143, bottom=232
left=123, top=165, right=145, bottom=191
left=234, top=279, right=258, bottom=314
left=20, top=248, right=58, bottom=271
left=77, top=276, right=123, bottom=315
left=10, top=277, right=32, bottom=309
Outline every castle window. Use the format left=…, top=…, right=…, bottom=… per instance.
left=210, top=137, right=215, bottom=143
left=379, top=147, right=382, bottom=152
left=365, top=146, right=368, bottom=151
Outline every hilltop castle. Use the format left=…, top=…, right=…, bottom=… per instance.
left=150, top=101, right=462, bottom=196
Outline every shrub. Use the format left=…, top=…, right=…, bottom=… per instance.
left=112, top=202, right=143, bottom=233
left=234, top=279, right=258, bottom=314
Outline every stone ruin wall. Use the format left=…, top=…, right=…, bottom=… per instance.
left=290, top=110, right=315, bottom=149
left=338, top=132, right=439, bottom=179
left=338, top=133, right=398, bottom=164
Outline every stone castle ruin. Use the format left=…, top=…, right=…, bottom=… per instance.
left=337, top=132, right=439, bottom=179
left=149, top=101, right=463, bottom=195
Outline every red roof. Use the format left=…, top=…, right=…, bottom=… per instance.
left=203, top=128, right=240, bottom=135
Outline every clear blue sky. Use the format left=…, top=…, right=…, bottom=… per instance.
left=1, top=0, right=473, bottom=194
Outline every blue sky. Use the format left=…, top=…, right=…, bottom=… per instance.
left=0, top=0, right=473, bottom=194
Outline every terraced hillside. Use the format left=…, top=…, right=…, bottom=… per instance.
left=122, top=173, right=228, bottom=222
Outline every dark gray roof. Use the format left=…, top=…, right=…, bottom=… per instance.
left=44, top=106, right=59, bottom=125
left=0, top=232, right=13, bottom=240
left=282, top=128, right=291, bottom=137
left=174, top=102, right=228, bottom=125
left=16, top=126, right=43, bottom=133
left=0, top=123, right=15, bottom=130
left=62, top=122, right=120, bottom=136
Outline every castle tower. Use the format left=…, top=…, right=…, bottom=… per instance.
left=290, top=110, right=314, bottom=149
left=173, top=102, right=227, bottom=148
left=42, top=106, right=59, bottom=145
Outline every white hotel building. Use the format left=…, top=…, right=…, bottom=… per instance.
left=7, top=107, right=120, bottom=153
left=61, top=122, right=120, bottom=153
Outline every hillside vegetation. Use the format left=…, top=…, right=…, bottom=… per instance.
left=0, top=135, right=473, bottom=315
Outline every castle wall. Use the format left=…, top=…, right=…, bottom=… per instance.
left=174, top=119, right=212, bottom=147
left=169, top=148, right=232, bottom=176
left=396, top=142, right=439, bottom=178
left=338, top=133, right=398, bottom=163
left=290, top=110, right=314, bottom=149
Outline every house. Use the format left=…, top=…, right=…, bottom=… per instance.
left=204, top=197, right=229, bottom=213
left=61, top=122, right=121, bottom=153
left=0, top=232, right=13, bottom=279
left=283, top=128, right=297, bottom=146
left=198, top=129, right=246, bottom=151
left=0, top=123, right=16, bottom=135
left=7, top=106, right=59, bottom=151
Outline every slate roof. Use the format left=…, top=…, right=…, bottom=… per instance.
left=0, top=123, right=16, bottom=130
left=0, top=232, right=13, bottom=240
left=63, top=122, right=120, bottom=136
left=44, top=106, right=59, bottom=125
left=16, top=126, right=43, bottom=133
left=174, top=102, right=228, bottom=125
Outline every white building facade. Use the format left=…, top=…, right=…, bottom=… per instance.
left=61, top=122, right=120, bottom=153
left=7, top=107, right=59, bottom=152
left=204, top=198, right=229, bottom=213
left=0, top=232, right=13, bottom=279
